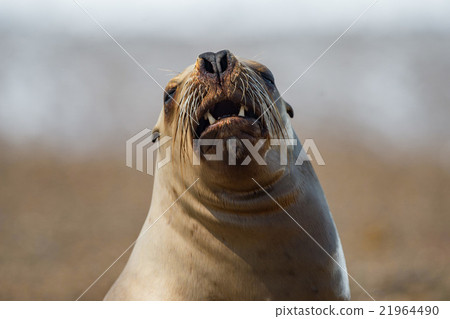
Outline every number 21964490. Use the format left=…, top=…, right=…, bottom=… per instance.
left=380, top=305, right=439, bottom=316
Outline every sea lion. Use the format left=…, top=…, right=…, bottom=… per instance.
left=104, top=50, right=350, bottom=300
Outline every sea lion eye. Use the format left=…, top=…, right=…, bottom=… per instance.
left=164, top=87, right=177, bottom=104
left=261, top=72, right=275, bottom=86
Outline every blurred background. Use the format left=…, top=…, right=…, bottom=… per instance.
left=1, top=0, right=449, bottom=300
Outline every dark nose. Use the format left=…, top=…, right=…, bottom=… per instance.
left=198, top=50, right=232, bottom=78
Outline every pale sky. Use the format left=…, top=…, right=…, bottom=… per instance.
left=1, top=0, right=450, bottom=37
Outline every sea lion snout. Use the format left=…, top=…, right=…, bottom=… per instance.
left=196, top=50, right=235, bottom=82
left=168, top=52, right=288, bottom=164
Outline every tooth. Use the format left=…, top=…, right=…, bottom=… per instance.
left=207, top=111, right=216, bottom=125
left=239, top=105, right=245, bottom=117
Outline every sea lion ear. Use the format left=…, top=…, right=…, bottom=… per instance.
left=151, top=130, right=160, bottom=143
left=151, top=111, right=164, bottom=142
left=285, top=102, right=294, bottom=118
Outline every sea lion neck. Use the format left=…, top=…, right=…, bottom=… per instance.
left=154, top=139, right=311, bottom=216
left=153, top=160, right=311, bottom=221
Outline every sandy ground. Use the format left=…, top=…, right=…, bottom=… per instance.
left=1, top=136, right=449, bottom=301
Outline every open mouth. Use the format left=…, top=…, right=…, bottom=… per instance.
left=195, top=100, right=260, bottom=137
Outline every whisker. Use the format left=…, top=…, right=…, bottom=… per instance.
left=173, top=63, right=287, bottom=163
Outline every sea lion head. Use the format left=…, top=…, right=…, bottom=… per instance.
left=153, top=50, right=296, bottom=189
